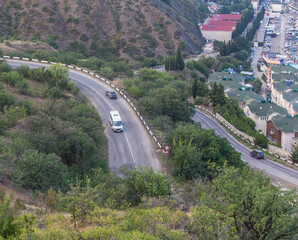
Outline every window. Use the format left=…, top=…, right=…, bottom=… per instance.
left=270, top=127, right=275, bottom=135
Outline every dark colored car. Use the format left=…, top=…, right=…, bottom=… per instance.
left=105, top=90, right=117, bottom=99
left=250, top=150, right=264, bottom=159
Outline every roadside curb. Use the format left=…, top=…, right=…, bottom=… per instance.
left=196, top=105, right=297, bottom=168
left=2, top=56, right=166, bottom=154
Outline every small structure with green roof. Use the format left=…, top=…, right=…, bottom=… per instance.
left=244, top=102, right=287, bottom=134
left=226, top=89, right=263, bottom=107
left=267, top=115, right=298, bottom=151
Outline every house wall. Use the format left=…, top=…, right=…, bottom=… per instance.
left=201, top=30, right=233, bottom=42
left=266, top=121, right=282, bottom=143
left=244, top=106, right=267, bottom=133
left=281, top=132, right=296, bottom=151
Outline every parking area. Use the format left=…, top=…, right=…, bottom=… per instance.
left=261, top=1, right=297, bottom=63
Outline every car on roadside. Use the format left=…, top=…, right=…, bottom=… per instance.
left=250, top=150, right=264, bottom=159
left=105, top=90, right=117, bottom=99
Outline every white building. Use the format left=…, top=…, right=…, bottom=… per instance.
left=271, top=0, right=282, bottom=12
left=201, top=14, right=241, bottom=42
left=244, top=102, right=287, bottom=134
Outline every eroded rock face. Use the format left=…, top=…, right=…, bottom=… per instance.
left=0, top=0, right=205, bottom=59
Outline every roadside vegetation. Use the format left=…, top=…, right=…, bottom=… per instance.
left=0, top=61, right=108, bottom=193
left=0, top=0, right=296, bottom=237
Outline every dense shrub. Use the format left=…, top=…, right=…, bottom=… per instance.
left=15, top=149, right=69, bottom=192
left=0, top=90, right=16, bottom=110
left=170, top=123, right=243, bottom=180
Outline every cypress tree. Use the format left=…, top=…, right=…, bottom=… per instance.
left=165, top=57, right=169, bottom=71
left=169, top=56, right=176, bottom=71
left=192, top=78, right=198, bottom=100
left=211, top=82, right=217, bottom=103
left=176, top=48, right=185, bottom=71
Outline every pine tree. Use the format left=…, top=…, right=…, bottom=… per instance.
left=214, top=84, right=226, bottom=106
left=192, top=78, right=198, bottom=99
left=176, top=48, right=185, bottom=71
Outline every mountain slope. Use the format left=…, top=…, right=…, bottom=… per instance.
left=0, top=0, right=205, bottom=59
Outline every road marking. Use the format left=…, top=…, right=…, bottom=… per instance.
left=123, top=129, right=136, bottom=164
left=71, top=75, right=136, bottom=164
left=71, top=76, right=115, bottom=110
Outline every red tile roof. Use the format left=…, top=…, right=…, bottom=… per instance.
left=213, top=14, right=242, bottom=20
left=208, top=19, right=237, bottom=26
left=201, top=14, right=241, bottom=32
left=201, top=25, right=234, bottom=31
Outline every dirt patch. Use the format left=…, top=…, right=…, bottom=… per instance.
left=0, top=41, right=55, bottom=54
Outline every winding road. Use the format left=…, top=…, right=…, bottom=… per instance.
left=6, top=59, right=160, bottom=174
left=5, top=59, right=298, bottom=188
left=193, top=110, right=298, bottom=189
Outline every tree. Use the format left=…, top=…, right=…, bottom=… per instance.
left=253, top=78, right=262, bottom=94
left=205, top=165, right=298, bottom=240
left=254, top=132, right=268, bottom=148
left=16, top=149, right=69, bottom=192
left=171, top=123, right=243, bottom=179
left=0, top=199, right=18, bottom=239
left=100, top=66, right=114, bottom=79
left=165, top=57, right=169, bottom=71
left=122, top=167, right=172, bottom=206
left=213, top=84, right=226, bottom=106
left=176, top=48, right=185, bottom=71
left=290, top=141, right=298, bottom=163
left=141, top=57, right=158, bottom=68
left=197, top=81, right=209, bottom=97
left=0, top=62, right=11, bottom=73
left=45, top=189, right=60, bottom=213
left=210, top=82, right=218, bottom=103
left=261, top=73, right=267, bottom=82
left=192, top=79, right=198, bottom=99
left=172, top=138, right=207, bottom=180
left=47, top=63, right=70, bottom=90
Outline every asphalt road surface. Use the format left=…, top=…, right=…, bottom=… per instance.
left=193, top=110, right=298, bottom=189
left=6, top=60, right=160, bottom=174
left=5, top=59, right=298, bottom=188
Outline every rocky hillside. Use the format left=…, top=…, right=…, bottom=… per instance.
left=0, top=0, right=206, bottom=59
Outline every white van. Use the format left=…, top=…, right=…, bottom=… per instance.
left=109, top=111, right=123, bottom=132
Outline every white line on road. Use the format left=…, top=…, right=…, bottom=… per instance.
left=71, top=75, right=136, bottom=165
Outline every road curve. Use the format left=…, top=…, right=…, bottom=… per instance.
left=6, top=59, right=160, bottom=173
left=193, top=110, right=298, bottom=188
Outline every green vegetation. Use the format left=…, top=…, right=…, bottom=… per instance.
left=0, top=164, right=296, bottom=239
left=186, top=56, right=215, bottom=78
left=252, top=78, right=262, bottom=94
left=290, top=142, right=298, bottom=163
left=170, top=123, right=243, bottom=180
left=164, top=48, right=185, bottom=71
left=124, top=68, right=194, bottom=124
left=0, top=62, right=107, bottom=193
left=210, top=83, right=268, bottom=147
left=4, top=50, right=133, bottom=78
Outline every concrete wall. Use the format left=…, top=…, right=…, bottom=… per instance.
left=243, top=106, right=267, bottom=133
left=201, top=30, right=233, bottom=42
left=282, top=132, right=296, bottom=151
